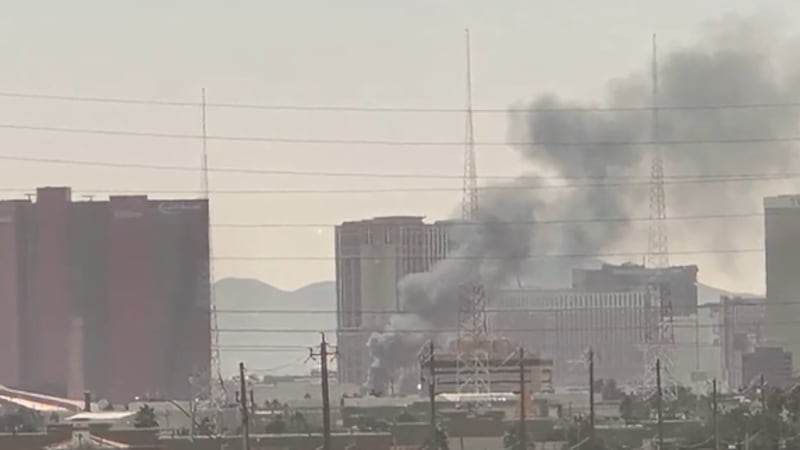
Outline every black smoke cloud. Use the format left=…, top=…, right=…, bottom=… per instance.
left=367, top=16, right=800, bottom=390
left=366, top=189, right=537, bottom=393
left=513, top=17, right=800, bottom=281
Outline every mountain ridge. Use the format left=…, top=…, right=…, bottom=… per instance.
left=212, top=277, right=759, bottom=377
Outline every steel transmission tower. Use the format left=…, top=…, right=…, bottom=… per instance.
left=455, top=29, right=492, bottom=407
left=643, top=35, right=677, bottom=401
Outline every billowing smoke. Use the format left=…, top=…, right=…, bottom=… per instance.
left=514, top=16, right=800, bottom=281
left=368, top=16, right=800, bottom=389
left=367, top=189, right=537, bottom=393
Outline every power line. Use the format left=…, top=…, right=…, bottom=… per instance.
left=0, top=153, right=513, bottom=180
left=214, top=345, right=310, bottom=349
left=215, top=299, right=776, bottom=315
left=214, top=318, right=799, bottom=334
left=211, top=342, right=793, bottom=351
left=214, top=300, right=774, bottom=316
left=212, top=348, right=310, bottom=352
left=4, top=122, right=800, bottom=147
left=0, top=173, right=796, bottom=197
left=5, top=153, right=800, bottom=183
left=210, top=248, right=764, bottom=261
left=214, top=303, right=773, bottom=314
left=0, top=188, right=775, bottom=229
left=7, top=90, right=800, bottom=113
left=212, top=211, right=767, bottom=228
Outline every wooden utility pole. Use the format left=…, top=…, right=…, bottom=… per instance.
left=320, top=333, right=332, bottom=450
left=249, top=389, right=255, bottom=414
left=238, top=362, right=250, bottom=450
left=188, top=376, right=196, bottom=441
left=309, top=334, right=335, bottom=450
left=713, top=378, right=719, bottom=450
left=760, top=373, right=767, bottom=434
left=427, top=341, right=437, bottom=450
left=656, top=359, right=663, bottom=450
left=588, top=348, right=595, bottom=442
left=519, top=347, right=527, bottom=450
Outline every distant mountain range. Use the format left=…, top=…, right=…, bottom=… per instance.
left=214, top=278, right=336, bottom=378
left=213, top=277, right=758, bottom=377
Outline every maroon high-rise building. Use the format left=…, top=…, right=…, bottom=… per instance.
left=0, top=187, right=210, bottom=403
left=0, top=201, right=30, bottom=387
left=29, top=188, right=72, bottom=395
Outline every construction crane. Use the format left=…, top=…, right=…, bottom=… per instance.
left=455, top=29, right=492, bottom=408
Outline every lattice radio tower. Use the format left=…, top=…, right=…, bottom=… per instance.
left=647, top=34, right=669, bottom=271
left=455, top=29, right=492, bottom=407
left=643, top=35, right=677, bottom=401
left=200, top=89, right=227, bottom=408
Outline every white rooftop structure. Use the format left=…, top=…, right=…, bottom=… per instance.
left=65, top=411, right=135, bottom=423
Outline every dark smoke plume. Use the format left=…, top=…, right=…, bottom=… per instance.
left=368, top=16, right=800, bottom=389
left=366, top=189, right=537, bottom=392
left=512, top=16, right=800, bottom=283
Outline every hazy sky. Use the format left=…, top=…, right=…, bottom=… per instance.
left=2, top=1, right=799, bottom=294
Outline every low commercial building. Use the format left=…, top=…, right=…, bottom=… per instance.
left=419, top=338, right=553, bottom=397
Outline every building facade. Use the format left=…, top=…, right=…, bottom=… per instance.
left=719, top=297, right=766, bottom=389
left=335, top=217, right=449, bottom=386
left=671, top=306, right=724, bottom=391
left=741, top=347, right=793, bottom=390
left=572, top=263, right=699, bottom=316
left=0, top=201, right=29, bottom=388
left=0, top=187, right=210, bottom=402
left=490, top=289, right=652, bottom=387
left=420, top=338, right=554, bottom=396
left=765, top=195, right=800, bottom=372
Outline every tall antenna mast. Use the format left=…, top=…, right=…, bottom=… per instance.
left=642, top=35, right=676, bottom=402
left=456, top=29, right=491, bottom=409
left=201, top=88, right=210, bottom=196
left=202, top=89, right=226, bottom=407
left=462, top=29, right=478, bottom=220
left=647, top=34, right=669, bottom=269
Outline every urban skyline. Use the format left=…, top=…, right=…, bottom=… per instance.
left=7, top=4, right=800, bottom=449
left=3, top=3, right=800, bottom=295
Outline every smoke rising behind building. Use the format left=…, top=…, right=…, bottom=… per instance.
left=513, top=17, right=800, bottom=278
left=366, top=17, right=800, bottom=390
left=366, top=191, right=537, bottom=392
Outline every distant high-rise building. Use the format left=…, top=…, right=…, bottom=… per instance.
left=572, top=263, right=699, bottom=316
left=335, top=216, right=449, bottom=386
left=491, top=289, right=652, bottom=387
left=0, top=187, right=210, bottom=402
left=741, top=347, right=793, bottom=390
left=765, top=195, right=800, bottom=372
left=719, top=296, right=766, bottom=389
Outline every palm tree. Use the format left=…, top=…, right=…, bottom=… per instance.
left=133, top=404, right=159, bottom=428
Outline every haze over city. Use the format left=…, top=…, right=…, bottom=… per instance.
left=4, top=1, right=800, bottom=294
left=7, top=2, right=800, bottom=450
